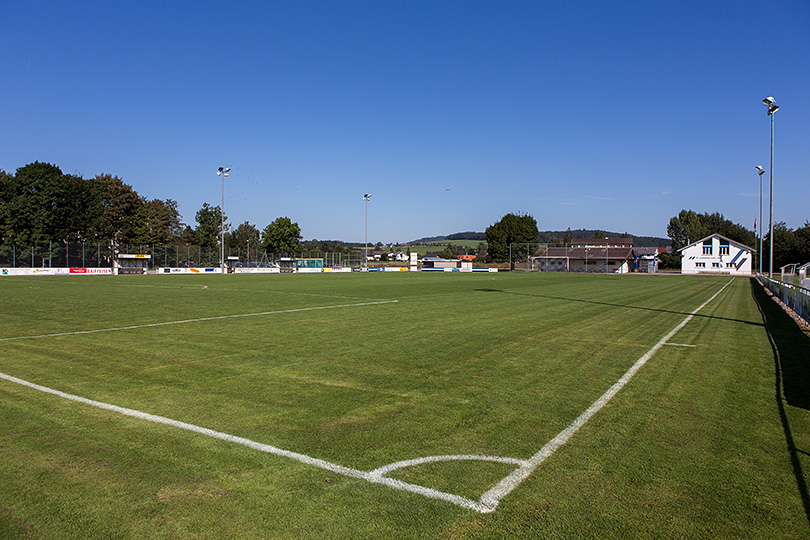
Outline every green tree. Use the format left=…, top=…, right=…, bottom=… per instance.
left=0, top=169, right=12, bottom=241
left=261, top=216, right=301, bottom=254
left=475, top=242, right=488, bottom=261
left=228, top=221, right=261, bottom=251
left=195, top=203, right=226, bottom=249
left=666, top=210, right=706, bottom=251
left=2, top=162, right=65, bottom=245
left=794, top=222, right=810, bottom=263
left=766, top=222, right=797, bottom=271
left=486, top=212, right=539, bottom=262
left=132, top=199, right=182, bottom=245
left=93, top=173, right=144, bottom=245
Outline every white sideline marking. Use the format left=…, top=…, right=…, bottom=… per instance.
left=0, top=300, right=398, bottom=342
left=478, top=279, right=734, bottom=510
left=0, top=370, right=504, bottom=513
left=0, top=280, right=733, bottom=513
left=663, top=342, right=697, bottom=347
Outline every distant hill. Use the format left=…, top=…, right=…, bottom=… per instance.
left=412, top=230, right=671, bottom=248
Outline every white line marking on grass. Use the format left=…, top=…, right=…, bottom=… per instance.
left=369, top=454, right=528, bottom=477
left=663, top=342, right=697, bottom=347
left=0, top=370, right=508, bottom=513
left=0, top=280, right=734, bottom=513
left=0, top=300, right=398, bottom=342
left=478, top=279, right=734, bottom=511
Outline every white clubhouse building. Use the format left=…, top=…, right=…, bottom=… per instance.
left=679, top=233, right=753, bottom=275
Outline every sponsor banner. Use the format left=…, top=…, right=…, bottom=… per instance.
left=233, top=267, right=281, bottom=274
left=69, top=268, right=113, bottom=274
left=1, top=267, right=112, bottom=276
left=117, top=254, right=151, bottom=259
left=296, top=268, right=323, bottom=273
left=158, top=267, right=223, bottom=274
left=323, top=267, right=352, bottom=273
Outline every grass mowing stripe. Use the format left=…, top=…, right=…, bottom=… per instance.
left=0, top=278, right=734, bottom=515
left=0, top=300, right=398, bottom=342
left=479, top=278, right=734, bottom=510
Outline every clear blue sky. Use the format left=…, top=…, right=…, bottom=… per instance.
left=2, top=1, right=808, bottom=243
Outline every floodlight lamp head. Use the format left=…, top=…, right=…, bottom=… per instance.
left=363, top=194, right=371, bottom=201
left=755, top=165, right=764, bottom=175
left=768, top=104, right=779, bottom=115
left=763, top=96, right=775, bottom=106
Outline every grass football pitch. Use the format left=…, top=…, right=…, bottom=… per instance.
left=1, top=272, right=808, bottom=539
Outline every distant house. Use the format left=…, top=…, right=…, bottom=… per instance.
left=421, top=255, right=472, bottom=271
left=536, top=244, right=636, bottom=273
left=633, top=247, right=660, bottom=273
left=458, top=254, right=476, bottom=262
left=679, top=234, right=753, bottom=275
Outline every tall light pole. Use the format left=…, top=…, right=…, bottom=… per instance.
left=217, top=167, right=230, bottom=273
left=605, top=236, right=608, bottom=274
left=755, top=165, right=765, bottom=275
left=363, top=194, right=371, bottom=270
left=763, top=97, right=778, bottom=278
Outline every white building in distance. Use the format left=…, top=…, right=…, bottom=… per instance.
left=679, top=234, right=753, bottom=275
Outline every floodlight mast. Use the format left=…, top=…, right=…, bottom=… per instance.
left=763, top=97, right=778, bottom=278
left=363, top=194, right=371, bottom=270
left=217, top=167, right=230, bottom=273
left=755, top=165, right=765, bottom=275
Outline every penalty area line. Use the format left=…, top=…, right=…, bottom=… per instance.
left=0, top=300, right=398, bottom=342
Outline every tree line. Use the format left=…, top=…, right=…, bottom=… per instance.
left=0, top=162, right=353, bottom=255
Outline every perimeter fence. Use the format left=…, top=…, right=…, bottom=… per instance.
left=760, top=273, right=810, bottom=325
left=0, top=242, right=362, bottom=270
left=508, top=243, right=543, bottom=272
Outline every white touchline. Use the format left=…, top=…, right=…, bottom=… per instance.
left=0, top=370, right=504, bottom=513
left=0, top=280, right=733, bottom=513
left=0, top=300, right=398, bottom=342
left=477, top=279, right=734, bottom=510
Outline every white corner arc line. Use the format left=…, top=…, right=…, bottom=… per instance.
left=478, top=279, right=734, bottom=510
left=369, top=454, right=528, bottom=478
left=0, top=370, right=497, bottom=513
left=0, top=300, right=398, bottom=342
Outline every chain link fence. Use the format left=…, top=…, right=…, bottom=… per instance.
left=0, top=242, right=362, bottom=270
left=508, top=243, right=544, bottom=271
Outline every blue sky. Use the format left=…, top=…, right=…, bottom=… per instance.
left=2, top=1, right=808, bottom=243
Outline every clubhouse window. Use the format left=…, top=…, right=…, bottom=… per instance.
left=696, top=262, right=706, bottom=268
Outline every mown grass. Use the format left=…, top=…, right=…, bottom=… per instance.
left=0, top=272, right=808, bottom=539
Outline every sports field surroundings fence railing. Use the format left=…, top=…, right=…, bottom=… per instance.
left=760, top=273, right=810, bottom=325
left=508, top=243, right=543, bottom=272
left=0, top=242, right=362, bottom=270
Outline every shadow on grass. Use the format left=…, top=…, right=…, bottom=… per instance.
left=474, top=286, right=764, bottom=327
left=751, top=278, right=810, bottom=526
